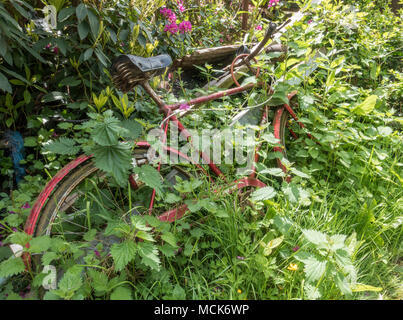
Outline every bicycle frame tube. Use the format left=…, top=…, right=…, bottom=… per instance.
left=140, top=81, right=258, bottom=178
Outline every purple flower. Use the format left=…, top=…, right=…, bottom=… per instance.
left=178, top=20, right=192, bottom=33
left=237, top=256, right=245, bottom=260
left=94, top=249, right=101, bottom=258
left=307, top=19, right=313, bottom=24
left=179, top=103, right=190, bottom=110
left=164, top=22, right=179, bottom=34
left=22, top=202, right=30, bottom=209
left=0, top=241, right=3, bottom=247
left=8, top=211, right=16, bottom=214
left=45, top=43, right=51, bottom=49
left=12, top=228, right=17, bottom=232
left=176, top=0, right=185, bottom=12
left=53, top=46, right=59, bottom=54
left=292, top=245, right=300, bottom=252
left=160, top=7, right=176, bottom=23
left=255, top=25, right=262, bottom=30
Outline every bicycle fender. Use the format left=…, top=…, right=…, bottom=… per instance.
left=24, top=154, right=93, bottom=235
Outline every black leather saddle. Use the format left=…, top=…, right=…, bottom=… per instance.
left=111, top=54, right=172, bottom=92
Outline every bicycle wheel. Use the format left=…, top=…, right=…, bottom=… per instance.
left=273, top=106, right=297, bottom=177
left=30, top=145, right=203, bottom=243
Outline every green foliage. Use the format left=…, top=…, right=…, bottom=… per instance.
left=295, top=229, right=357, bottom=297
left=0, top=257, right=25, bottom=278
left=110, top=240, right=137, bottom=272
left=43, top=137, right=80, bottom=155
left=0, top=0, right=402, bottom=301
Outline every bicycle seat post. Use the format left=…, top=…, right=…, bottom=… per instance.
left=140, top=80, right=171, bottom=116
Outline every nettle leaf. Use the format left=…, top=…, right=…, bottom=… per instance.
left=377, top=126, right=393, bottom=136
left=165, top=193, right=181, bottom=204
left=267, top=85, right=289, bottom=106
left=110, top=286, right=133, bottom=300
left=329, top=234, right=347, bottom=251
left=135, top=230, right=155, bottom=242
left=92, top=116, right=122, bottom=146
left=304, top=282, right=321, bottom=300
left=251, top=186, right=277, bottom=201
left=161, top=232, right=178, bottom=248
left=93, top=142, right=132, bottom=186
left=28, top=236, right=52, bottom=253
left=41, top=252, right=58, bottom=265
left=0, top=257, right=25, bottom=278
left=132, top=165, right=163, bottom=196
left=335, top=272, right=352, bottom=295
left=302, top=229, right=328, bottom=247
left=137, top=242, right=161, bottom=271
left=8, top=231, right=31, bottom=246
left=54, top=271, right=83, bottom=299
left=290, top=168, right=311, bottom=179
left=303, top=256, right=327, bottom=283
left=159, top=244, right=176, bottom=257
left=121, top=119, right=143, bottom=140
left=282, top=183, right=300, bottom=203
left=260, top=167, right=285, bottom=177
left=44, top=137, right=80, bottom=155
left=131, top=215, right=152, bottom=232
left=110, top=240, right=137, bottom=271
left=87, top=269, right=109, bottom=293
left=261, top=132, right=280, bottom=145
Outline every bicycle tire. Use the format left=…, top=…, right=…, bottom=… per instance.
left=273, top=106, right=291, bottom=175
left=31, top=146, right=204, bottom=241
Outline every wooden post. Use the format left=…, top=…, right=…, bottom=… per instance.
left=241, top=0, right=249, bottom=31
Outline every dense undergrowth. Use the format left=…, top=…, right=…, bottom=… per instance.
left=0, top=0, right=402, bottom=300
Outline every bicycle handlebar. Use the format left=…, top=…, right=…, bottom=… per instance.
left=247, top=22, right=278, bottom=60
left=231, top=22, right=281, bottom=69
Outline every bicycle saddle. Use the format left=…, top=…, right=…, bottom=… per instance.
left=111, top=54, right=172, bottom=92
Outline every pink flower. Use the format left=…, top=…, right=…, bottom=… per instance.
left=164, top=22, right=179, bottom=34
left=176, top=0, right=185, bottom=12
left=292, top=245, right=300, bottom=252
left=160, top=7, right=176, bottom=23
left=237, top=256, right=245, bottom=260
left=45, top=43, right=51, bottom=49
left=178, top=20, right=192, bottom=33
left=255, top=25, right=262, bottom=30
left=268, top=0, right=280, bottom=8
left=307, top=19, right=313, bottom=24
left=179, top=103, right=190, bottom=110
left=53, top=46, right=59, bottom=54
left=94, top=249, right=101, bottom=258
left=219, top=38, right=223, bottom=43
